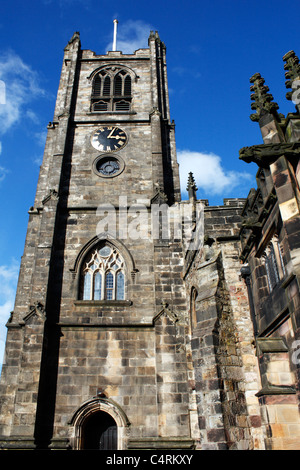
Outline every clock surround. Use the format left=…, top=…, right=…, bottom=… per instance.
left=92, top=154, right=125, bottom=178
left=91, top=126, right=128, bottom=152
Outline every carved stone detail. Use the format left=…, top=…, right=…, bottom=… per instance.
left=21, top=302, right=46, bottom=325
left=239, top=142, right=300, bottom=166
left=42, top=189, right=59, bottom=206
left=151, top=184, right=168, bottom=204
left=153, top=302, right=182, bottom=324
left=283, top=50, right=300, bottom=101
left=249, top=73, right=279, bottom=122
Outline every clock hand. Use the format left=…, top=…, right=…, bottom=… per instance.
left=107, top=127, right=117, bottom=138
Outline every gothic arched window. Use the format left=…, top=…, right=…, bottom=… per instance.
left=80, top=245, right=125, bottom=301
left=91, top=68, right=132, bottom=113
left=263, top=236, right=286, bottom=292
left=91, top=70, right=111, bottom=111
left=265, top=243, right=279, bottom=291
left=190, top=287, right=198, bottom=329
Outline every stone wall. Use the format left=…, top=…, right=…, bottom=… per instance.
left=238, top=59, right=300, bottom=449
left=184, top=200, right=264, bottom=449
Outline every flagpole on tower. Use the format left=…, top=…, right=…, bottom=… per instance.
left=113, top=19, right=118, bottom=51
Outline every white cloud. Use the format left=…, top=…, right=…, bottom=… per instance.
left=0, top=80, right=5, bottom=104
left=0, top=50, right=45, bottom=135
left=177, top=149, right=252, bottom=197
left=26, top=109, right=40, bottom=124
left=0, top=260, right=19, bottom=373
left=32, top=155, right=43, bottom=166
left=0, top=165, right=8, bottom=183
left=0, top=51, right=46, bottom=184
left=31, top=130, right=47, bottom=166
left=34, top=129, right=47, bottom=147
left=172, top=66, right=201, bottom=80
left=0, top=261, right=19, bottom=323
left=106, top=19, right=154, bottom=54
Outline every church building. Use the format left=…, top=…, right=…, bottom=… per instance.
left=0, top=29, right=300, bottom=450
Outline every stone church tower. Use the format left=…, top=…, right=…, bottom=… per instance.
left=1, top=30, right=300, bottom=451
left=0, top=30, right=195, bottom=450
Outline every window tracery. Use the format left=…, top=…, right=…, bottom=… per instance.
left=263, top=236, right=285, bottom=292
left=91, top=68, right=132, bottom=112
left=80, top=245, right=125, bottom=301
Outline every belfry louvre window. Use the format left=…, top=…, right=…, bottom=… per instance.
left=91, top=68, right=132, bottom=112
left=80, top=245, right=125, bottom=301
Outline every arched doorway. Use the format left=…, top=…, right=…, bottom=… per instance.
left=82, top=411, right=117, bottom=450
left=69, top=397, right=130, bottom=450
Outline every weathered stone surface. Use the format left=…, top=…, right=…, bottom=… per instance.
left=1, top=34, right=300, bottom=452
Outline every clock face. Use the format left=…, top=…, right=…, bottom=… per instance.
left=96, top=157, right=120, bottom=176
left=93, top=155, right=125, bottom=178
left=91, top=126, right=127, bottom=152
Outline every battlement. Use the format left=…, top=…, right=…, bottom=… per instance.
left=81, top=48, right=150, bottom=60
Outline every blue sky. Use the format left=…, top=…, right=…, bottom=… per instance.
left=0, top=0, right=299, bottom=369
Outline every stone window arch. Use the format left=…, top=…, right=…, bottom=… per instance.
left=91, top=67, right=133, bottom=113
left=190, top=287, right=198, bottom=329
left=70, top=236, right=138, bottom=302
left=80, top=243, right=125, bottom=301
left=263, top=235, right=285, bottom=292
